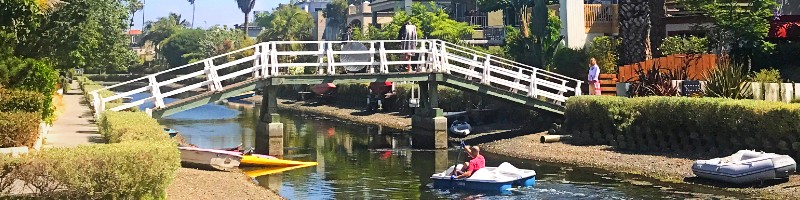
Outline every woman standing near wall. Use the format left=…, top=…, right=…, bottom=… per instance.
left=588, top=58, right=601, bottom=95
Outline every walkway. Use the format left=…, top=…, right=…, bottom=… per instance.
left=45, top=81, right=102, bottom=147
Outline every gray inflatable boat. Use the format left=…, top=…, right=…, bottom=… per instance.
left=692, top=150, right=796, bottom=184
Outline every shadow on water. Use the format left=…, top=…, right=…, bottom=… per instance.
left=116, top=90, right=751, bottom=199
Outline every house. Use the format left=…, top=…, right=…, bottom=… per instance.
left=347, top=0, right=506, bottom=45
left=127, top=29, right=142, bottom=47
left=769, top=0, right=800, bottom=39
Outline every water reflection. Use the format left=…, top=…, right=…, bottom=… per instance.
left=144, top=96, right=744, bottom=199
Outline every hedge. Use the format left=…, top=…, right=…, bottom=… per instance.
left=0, top=112, right=41, bottom=148
left=0, top=76, right=179, bottom=198
left=0, top=88, right=45, bottom=114
left=564, top=96, right=800, bottom=158
left=76, top=76, right=133, bottom=112
left=3, top=140, right=179, bottom=199
left=99, top=111, right=168, bottom=143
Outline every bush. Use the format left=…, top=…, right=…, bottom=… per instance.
left=564, top=95, right=800, bottom=157
left=752, top=68, right=782, bottom=83
left=0, top=88, right=45, bottom=113
left=99, top=111, right=168, bottom=143
left=0, top=112, right=41, bottom=148
left=588, top=36, right=620, bottom=73
left=551, top=47, right=590, bottom=81
left=76, top=76, right=134, bottom=112
left=7, top=140, right=179, bottom=199
left=0, top=57, right=58, bottom=123
left=704, top=61, right=752, bottom=99
left=658, top=36, right=709, bottom=55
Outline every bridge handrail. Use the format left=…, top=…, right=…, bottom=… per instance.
left=437, top=40, right=584, bottom=85
left=91, top=42, right=263, bottom=95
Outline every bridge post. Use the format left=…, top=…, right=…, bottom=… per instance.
left=255, top=85, right=284, bottom=156
left=411, top=79, right=447, bottom=149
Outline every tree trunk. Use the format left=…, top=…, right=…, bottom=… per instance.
left=521, top=5, right=530, bottom=37
left=192, top=4, right=196, bottom=28
left=244, top=14, right=249, bottom=40
left=619, top=0, right=651, bottom=65
left=649, top=0, right=666, bottom=58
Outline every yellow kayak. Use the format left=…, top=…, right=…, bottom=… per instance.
left=243, top=163, right=317, bottom=177
left=240, top=155, right=318, bottom=167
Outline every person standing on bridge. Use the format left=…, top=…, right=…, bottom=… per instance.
left=399, top=21, right=418, bottom=72
left=588, top=58, right=601, bottom=95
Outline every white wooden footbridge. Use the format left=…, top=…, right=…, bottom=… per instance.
left=90, top=39, right=583, bottom=119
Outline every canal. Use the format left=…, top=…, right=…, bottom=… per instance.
left=128, top=93, right=742, bottom=199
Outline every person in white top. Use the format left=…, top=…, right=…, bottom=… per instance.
left=588, top=58, right=601, bottom=95
left=399, top=21, right=418, bottom=72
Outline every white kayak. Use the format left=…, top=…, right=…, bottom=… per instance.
left=430, top=162, right=536, bottom=193
left=692, top=150, right=796, bottom=184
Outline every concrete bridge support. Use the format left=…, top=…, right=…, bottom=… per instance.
left=255, top=85, right=284, bottom=156
left=411, top=80, right=448, bottom=149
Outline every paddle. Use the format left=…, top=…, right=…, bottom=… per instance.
left=449, top=140, right=466, bottom=189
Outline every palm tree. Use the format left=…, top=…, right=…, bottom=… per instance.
left=128, top=0, right=144, bottom=28
left=187, top=0, right=196, bottom=28
left=169, top=13, right=192, bottom=27
left=619, top=0, right=651, bottom=65
left=235, top=0, right=257, bottom=39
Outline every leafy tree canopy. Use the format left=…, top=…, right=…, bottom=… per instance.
left=679, top=0, right=777, bottom=56
left=354, top=2, right=474, bottom=44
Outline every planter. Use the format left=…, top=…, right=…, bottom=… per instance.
left=616, top=83, right=630, bottom=97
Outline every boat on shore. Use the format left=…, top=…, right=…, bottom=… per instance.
left=430, top=162, right=536, bottom=193
left=178, top=147, right=243, bottom=171
left=692, top=150, right=797, bottom=185
left=448, top=120, right=472, bottom=136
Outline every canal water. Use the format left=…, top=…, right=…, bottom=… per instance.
left=127, top=93, right=742, bottom=199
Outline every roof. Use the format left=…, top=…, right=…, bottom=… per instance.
left=128, top=30, right=142, bottom=35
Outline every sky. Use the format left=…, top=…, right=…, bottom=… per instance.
left=131, top=0, right=289, bottom=30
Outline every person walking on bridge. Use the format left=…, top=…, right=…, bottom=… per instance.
left=398, top=21, right=418, bottom=72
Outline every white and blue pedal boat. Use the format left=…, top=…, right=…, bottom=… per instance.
left=430, top=162, right=536, bottom=192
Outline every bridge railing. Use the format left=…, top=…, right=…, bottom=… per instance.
left=90, top=39, right=582, bottom=117
left=434, top=40, right=583, bottom=104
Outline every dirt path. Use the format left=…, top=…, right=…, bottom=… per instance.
left=167, top=168, right=284, bottom=200
left=45, top=81, right=102, bottom=147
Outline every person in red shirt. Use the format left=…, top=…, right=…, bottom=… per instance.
left=450, top=145, right=486, bottom=179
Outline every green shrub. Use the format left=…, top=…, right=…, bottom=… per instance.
left=658, top=36, right=709, bottom=55
left=0, top=88, right=45, bottom=113
left=564, top=95, right=800, bottom=157
left=9, top=140, right=179, bottom=199
left=752, top=68, right=782, bottom=83
left=588, top=36, right=620, bottom=73
left=551, top=47, right=590, bottom=81
left=77, top=76, right=134, bottom=112
left=0, top=112, right=41, bottom=148
left=99, top=111, right=168, bottom=143
left=704, top=61, right=752, bottom=99
left=0, top=57, right=58, bottom=123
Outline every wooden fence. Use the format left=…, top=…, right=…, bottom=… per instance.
left=617, top=54, right=718, bottom=82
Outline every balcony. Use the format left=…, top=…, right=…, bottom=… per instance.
left=584, top=4, right=619, bottom=34
left=457, top=15, right=489, bottom=28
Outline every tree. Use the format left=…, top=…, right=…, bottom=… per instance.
left=127, top=0, right=143, bottom=28
left=160, top=29, right=206, bottom=69
left=257, top=4, right=313, bottom=43
left=141, top=13, right=190, bottom=46
left=353, top=3, right=474, bottom=44
left=649, top=0, right=666, bottom=58
left=619, top=0, right=651, bottom=65
left=188, top=0, right=196, bottom=28
left=235, top=0, right=256, bottom=39
left=679, top=0, right=777, bottom=64
left=477, top=0, right=557, bottom=37
left=15, top=0, right=137, bottom=73
left=504, top=4, right=561, bottom=69
left=588, top=36, right=621, bottom=73
left=323, top=0, right=348, bottom=39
